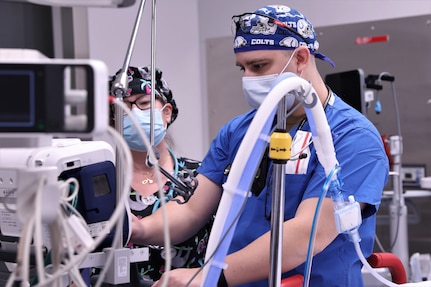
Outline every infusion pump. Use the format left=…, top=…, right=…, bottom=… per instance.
left=0, top=138, right=116, bottom=242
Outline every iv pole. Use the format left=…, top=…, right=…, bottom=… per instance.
left=366, top=73, right=409, bottom=273
left=110, top=0, right=147, bottom=252
left=268, top=97, right=290, bottom=287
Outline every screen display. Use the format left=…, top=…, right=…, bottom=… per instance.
left=0, top=70, right=35, bottom=127
left=325, top=69, right=365, bottom=114
left=0, top=62, right=95, bottom=134
left=92, top=173, right=111, bottom=197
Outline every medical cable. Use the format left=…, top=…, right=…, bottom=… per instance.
left=269, top=95, right=307, bottom=135
left=288, top=140, right=312, bottom=161
left=332, top=201, right=416, bottom=287
left=25, top=123, right=134, bottom=287
left=92, top=207, right=126, bottom=287
left=5, top=216, right=35, bottom=287
left=34, top=175, right=47, bottom=286
left=63, top=178, right=80, bottom=203
left=2, top=189, right=17, bottom=212
left=302, top=165, right=341, bottom=287
left=5, top=173, right=49, bottom=287
left=16, top=174, right=46, bottom=287
left=351, top=229, right=400, bottom=287
left=374, top=234, right=386, bottom=252
left=90, top=121, right=137, bottom=287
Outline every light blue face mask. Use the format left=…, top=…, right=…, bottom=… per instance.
left=242, top=74, right=279, bottom=109
left=123, top=107, right=166, bottom=152
left=242, top=50, right=298, bottom=110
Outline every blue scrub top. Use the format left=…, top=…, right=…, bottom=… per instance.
left=198, top=93, right=389, bottom=287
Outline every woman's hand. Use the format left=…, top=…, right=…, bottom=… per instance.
left=152, top=268, right=202, bottom=287
left=130, top=213, right=145, bottom=244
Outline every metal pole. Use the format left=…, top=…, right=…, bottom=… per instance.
left=269, top=96, right=289, bottom=287
left=113, top=0, right=147, bottom=250
left=110, top=0, right=147, bottom=98
left=389, top=135, right=409, bottom=274
left=149, top=0, right=156, bottom=148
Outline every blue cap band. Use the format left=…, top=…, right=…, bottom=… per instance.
left=232, top=5, right=335, bottom=67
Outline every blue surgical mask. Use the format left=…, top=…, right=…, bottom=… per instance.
left=242, top=50, right=297, bottom=109
left=123, top=107, right=167, bottom=152
left=242, top=74, right=278, bottom=109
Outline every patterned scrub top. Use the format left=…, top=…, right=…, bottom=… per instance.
left=127, top=154, right=214, bottom=282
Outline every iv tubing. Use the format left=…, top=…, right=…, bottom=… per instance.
left=302, top=165, right=341, bottom=287
left=351, top=229, right=399, bottom=287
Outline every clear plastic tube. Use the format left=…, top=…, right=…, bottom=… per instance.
left=351, top=229, right=399, bottom=287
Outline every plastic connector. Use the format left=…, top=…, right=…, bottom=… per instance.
left=375, top=100, right=382, bottom=114
left=334, top=195, right=362, bottom=234
left=16, top=167, right=60, bottom=224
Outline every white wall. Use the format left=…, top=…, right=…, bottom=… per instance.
left=87, top=0, right=431, bottom=160
left=197, top=1, right=431, bottom=39
left=87, top=0, right=204, bottom=159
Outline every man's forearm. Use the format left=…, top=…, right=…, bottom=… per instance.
left=221, top=198, right=338, bottom=286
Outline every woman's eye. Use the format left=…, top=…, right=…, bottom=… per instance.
left=138, top=100, right=149, bottom=106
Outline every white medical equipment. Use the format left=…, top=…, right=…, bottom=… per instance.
left=0, top=56, right=109, bottom=147
left=0, top=138, right=115, bottom=237
left=0, top=52, right=150, bottom=286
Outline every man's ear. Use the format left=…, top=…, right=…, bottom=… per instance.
left=295, top=46, right=310, bottom=69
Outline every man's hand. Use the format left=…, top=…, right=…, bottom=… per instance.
left=152, top=268, right=202, bottom=287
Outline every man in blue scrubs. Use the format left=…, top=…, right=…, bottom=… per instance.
left=131, top=5, right=389, bottom=286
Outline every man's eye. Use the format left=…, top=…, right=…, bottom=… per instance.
left=252, top=63, right=265, bottom=70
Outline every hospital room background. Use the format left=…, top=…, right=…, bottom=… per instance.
left=1, top=0, right=431, bottom=285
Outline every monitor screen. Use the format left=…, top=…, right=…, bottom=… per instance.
left=325, top=69, right=366, bottom=115
left=0, top=62, right=96, bottom=134
left=0, top=70, right=35, bottom=127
